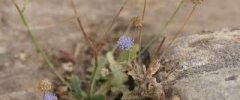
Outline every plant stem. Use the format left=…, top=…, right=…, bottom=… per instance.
left=137, top=0, right=147, bottom=64
left=160, top=4, right=198, bottom=58
left=21, top=0, right=29, bottom=12
left=99, top=0, right=128, bottom=41
left=141, top=0, right=147, bottom=20
left=140, top=0, right=185, bottom=55
left=154, top=36, right=166, bottom=59
left=69, top=0, right=99, bottom=97
left=11, top=0, right=69, bottom=87
left=89, top=53, right=98, bottom=97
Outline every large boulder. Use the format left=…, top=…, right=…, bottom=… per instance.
left=159, top=28, right=240, bottom=100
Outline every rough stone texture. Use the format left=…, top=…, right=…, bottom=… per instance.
left=160, top=28, right=240, bottom=100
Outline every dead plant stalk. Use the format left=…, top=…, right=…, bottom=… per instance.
left=137, top=0, right=147, bottom=64
left=159, top=4, right=198, bottom=59
left=99, top=0, right=128, bottom=41
left=70, top=0, right=98, bottom=97
left=140, top=0, right=186, bottom=55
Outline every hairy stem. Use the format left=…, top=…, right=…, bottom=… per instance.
left=11, top=0, right=69, bottom=87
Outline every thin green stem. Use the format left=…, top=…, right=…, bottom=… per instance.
left=140, top=0, right=185, bottom=55
left=21, top=0, right=29, bottom=12
left=88, top=52, right=99, bottom=97
left=11, top=0, right=70, bottom=87
left=160, top=4, right=198, bottom=58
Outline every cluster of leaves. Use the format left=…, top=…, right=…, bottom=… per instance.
left=71, top=45, right=140, bottom=100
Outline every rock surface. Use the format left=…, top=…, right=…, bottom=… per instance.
left=160, top=28, right=240, bottom=100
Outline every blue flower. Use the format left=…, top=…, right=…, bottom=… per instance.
left=43, top=92, right=58, bottom=100
left=117, top=35, right=134, bottom=50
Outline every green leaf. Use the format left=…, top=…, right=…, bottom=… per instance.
left=118, top=44, right=140, bottom=62
left=87, top=56, right=108, bottom=80
left=106, top=52, right=128, bottom=90
left=87, top=94, right=105, bottom=100
left=70, top=75, right=86, bottom=99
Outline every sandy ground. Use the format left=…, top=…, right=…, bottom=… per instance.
left=0, top=0, right=240, bottom=99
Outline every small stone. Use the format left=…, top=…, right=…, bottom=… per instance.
left=61, top=62, right=73, bottom=72
left=19, top=52, right=28, bottom=61
left=14, top=51, right=28, bottom=61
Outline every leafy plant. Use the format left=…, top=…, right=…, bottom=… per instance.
left=12, top=0, right=203, bottom=99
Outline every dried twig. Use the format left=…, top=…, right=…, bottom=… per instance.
left=70, top=0, right=96, bottom=52
left=154, top=36, right=166, bottom=59
left=70, top=0, right=98, bottom=97
left=99, top=0, right=128, bottom=41
left=73, top=43, right=81, bottom=60
left=160, top=4, right=198, bottom=58
left=137, top=0, right=147, bottom=63
left=140, top=0, right=186, bottom=55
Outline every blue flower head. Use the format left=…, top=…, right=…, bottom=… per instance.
left=117, top=35, right=134, bottom=50
left=43, top=92, right=58, bottom=100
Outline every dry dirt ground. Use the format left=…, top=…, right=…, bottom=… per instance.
left=0, top=0, right=240, bottom=99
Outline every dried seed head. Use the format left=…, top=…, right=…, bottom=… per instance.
left=39, top=79, right=52, bottom=92
left=132, top=16, right=143, bottom=28
left=145, top=59, right=161, bottom=79
left=191, top=0, right=203, bottom=4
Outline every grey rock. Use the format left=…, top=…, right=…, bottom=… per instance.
left=159, top=28, right=240, bottom=100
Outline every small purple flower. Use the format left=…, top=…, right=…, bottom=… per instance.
left=117, top=35, right=134, bottom=50
left=43, top=92, right=58, bottom=100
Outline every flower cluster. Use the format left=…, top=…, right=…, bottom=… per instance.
left=44, top=92, right=58, bottom=100
left=117, top=35, right=134, bottom=51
